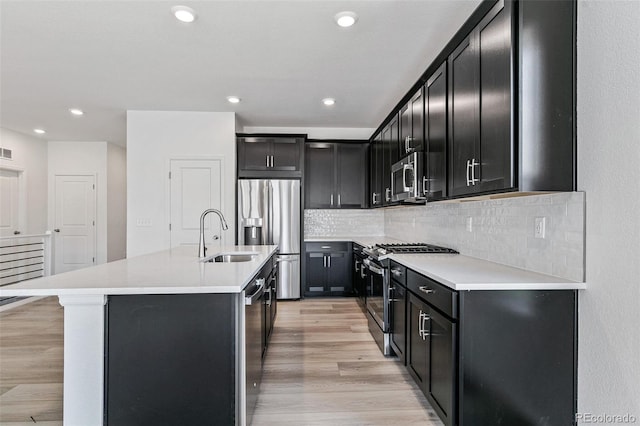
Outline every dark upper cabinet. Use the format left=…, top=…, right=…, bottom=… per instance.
left=305, top=143, right=334, bottom=208
left=336, top=143, right=368, bottom=208
left=381, top=114, right=400, bottom=205
left=305, top=142, right=367, bottom=209
left=369, top=133, right=383, bottom=207
left=448, top=0, right=514, bottom=197
left=237, top=136, right=303, bottom=178
left=424, top=62, right=448, bottom=201
left=400, top=88, right=425, bottom=156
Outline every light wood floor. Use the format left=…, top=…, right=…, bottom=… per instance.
left=252, top=298, right=442, bottom=425
left=0, top=297, right=63, bottom=426
left=0, top=297, right=441, bottom=426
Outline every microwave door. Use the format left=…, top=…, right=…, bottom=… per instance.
left=403, top=163, right=414, bottom=192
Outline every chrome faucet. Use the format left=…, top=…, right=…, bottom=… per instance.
left=198, top=209, right=229, bottom=258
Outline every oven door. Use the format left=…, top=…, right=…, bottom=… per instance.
left=364, top=258, right=387, bottom=332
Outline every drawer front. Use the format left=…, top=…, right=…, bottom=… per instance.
left=389, top=260, right=407, bottom=287
left=407, top=269, right=457, bottom=319
left=305, top=241, right=349, bottom=253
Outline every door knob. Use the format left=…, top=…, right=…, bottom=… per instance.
left=212, top=235, right=220, bottom=240
left=54, top=229, right=60, bottom=232
left=13, top=230, right=21, bottom=235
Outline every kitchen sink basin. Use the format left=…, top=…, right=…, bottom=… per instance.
left=201, top=252, right=259, bottom=263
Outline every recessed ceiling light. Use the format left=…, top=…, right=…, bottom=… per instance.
left=171, top=5, right=197, bottom=23
left=69, top=108, right=84, bottom=116
left=34, top=128, right=46, bottom=134
left=322, top=98, right=336, bottom=106
left=334, top=11, right=358, bottom=28
left=227, top=96, right=241, bottom=104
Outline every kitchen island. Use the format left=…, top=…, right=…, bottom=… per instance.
left=0, top=245, right=279, bottom=426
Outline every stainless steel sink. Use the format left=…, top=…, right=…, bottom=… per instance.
left=201, top=252, right=258, bottom=263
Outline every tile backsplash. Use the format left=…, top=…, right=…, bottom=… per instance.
left=384, top=192, right=585, bottom=282
left=305, top=192, right=585, bottom=282
left=304, top=209, right=385, bottom=238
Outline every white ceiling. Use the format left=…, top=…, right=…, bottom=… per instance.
left=0, top=0, right=481, bottom=147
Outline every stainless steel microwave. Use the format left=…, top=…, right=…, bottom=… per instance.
left=391, top=152, right=425, bottom=203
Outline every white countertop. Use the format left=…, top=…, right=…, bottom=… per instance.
left=0, top=245, right=278, bottom=297
left=305, top=236, right=584, bottom=291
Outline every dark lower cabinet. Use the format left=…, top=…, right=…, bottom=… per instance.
left=407, top=292, right=429, bottom=388
left=403, top=267, right=577, bottom=426
left=304, top=242, right=352, bottom=297
left=105, top=294, right=237, bottom=426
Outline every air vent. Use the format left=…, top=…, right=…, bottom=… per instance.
left=0, top=148, right=13, bottom=160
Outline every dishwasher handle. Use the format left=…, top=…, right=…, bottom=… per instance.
left=245, top=278, right=265, bottom=305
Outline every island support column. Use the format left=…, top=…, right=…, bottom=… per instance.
left=58, top=294, right=107, bottom=426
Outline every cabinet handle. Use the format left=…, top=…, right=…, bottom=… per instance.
left=419, top=286, right=435, bottom=295
left=338, top=194, right=341, bottom=207
left=361, top=265, right=367, bottom=279
left=422, top=176, right=429, bottom=196
left=470, top=158, right=479, bottom=185
left=466, top=159, right=471, bottom=186
left=328, top=255, right=331, bottom=268
left=419, top=311, right=431, bottom=340
left=385, top=188, right=391, bottom=202
left=321, top=245, right=331, bottom=249
left=372, top=192, right=377, bottom=205
left=391, top=268, right=402, bottom=277
left=355, top=260, right=360, bottom=273
left=266, top=155, right=270, bottom=168
left=330, top=194, right=334, bottom=206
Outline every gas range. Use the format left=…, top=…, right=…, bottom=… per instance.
left=363, top=243, right=458, bottom=261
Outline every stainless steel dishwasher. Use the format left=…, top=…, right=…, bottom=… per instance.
left=244, top=277, right=265, bottom=425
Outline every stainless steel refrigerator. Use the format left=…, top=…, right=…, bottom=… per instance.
left=237, top=179, right=300, bottom=299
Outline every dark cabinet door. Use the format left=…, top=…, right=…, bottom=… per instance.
left=390, top=281, right=407, bottom=363
left=425, top=63, right=448, bottom=200
left=410, top=89, right=425, bottom=153
left=407, top=292, right=429, bottom=389
left=400, top=89, right=424, bottom=156
left=240, top=138, right=272, bottom=171
left=305, top=144, right=335, bottom=208
left=428, top=308, right=456, bottom=426
left=448, top=0, right=513, bottom=198
left=336, top=143, right=367, bottom=208
left=305, top=252, right=327, bottom=295
left=272, top=138, right=301, bottom=171
left=370, top=133, right=383, bottom=207
left=448, top=34, right=479, bottom=197
left=381, top=115, right=400, bottom=205
left=476, top=0, right=513, bottom=193
left=327, top=252, right=351, bottom=295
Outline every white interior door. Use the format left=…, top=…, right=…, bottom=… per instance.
left=170, top=159, right=224, bottom=249
left=54, top=175, right=96, bottom=274
left=0, top=169, right=20, bottom=237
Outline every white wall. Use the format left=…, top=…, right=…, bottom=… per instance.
left=577, top=0, right=640, bottom=418
left=242, top=126, right=374, bottom=140
left=126, top=111, right=236, bottom=257
left=107, top=144, right=127, bottom=261
left=48, top=141, right=109, bottom=265
left=0, top=128, right=48, bottom=234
